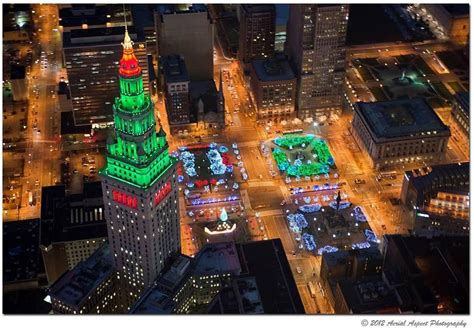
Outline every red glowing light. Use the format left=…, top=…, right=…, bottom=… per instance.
left=119, top=48, right=141, bottom=78
left=113, top=190, right=137, bottom=209
left=154, top=181, right=172, bottom=205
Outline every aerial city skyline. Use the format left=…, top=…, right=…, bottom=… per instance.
left=2, top=2, right=470, bottom=320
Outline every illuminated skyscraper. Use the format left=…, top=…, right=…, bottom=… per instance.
left=238, top=4, right=276, bottom=68
left=286, top=4, right=349, bottom=120
left=99, top=28, right=180, bottom=293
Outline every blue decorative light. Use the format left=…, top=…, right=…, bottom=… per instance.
left=352, top=241, right=371, bottom=250
left=329, top=201, right=351, bottom=210
left=317, top=245, right=339, bottom=255
left=180, top=151, right=197, bottom=177
left=190, top=195, right=239, bottom=206
left=287, top=213, right=308, bottom=232
left=353, top=206, right=367, bottom=222
left=302, top=233, right=317, bottom=251
left=207, top=149, right=226, bottom=175
left=299, top=204, right=322, bottom=213
left=364, top=229, right=379, bottom=243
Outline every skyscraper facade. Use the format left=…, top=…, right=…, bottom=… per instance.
left=99, top=29, right=180, bottom=293
left=286, top=4, right=349, bottom=120
left=63, top=27, right=149, bottom=126
left=162, top=54, right=191, bottom=125
left=238, top=4, right=276, bottom=67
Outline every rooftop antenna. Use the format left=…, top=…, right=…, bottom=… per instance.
left=123, top=3, right=127, bottom=30
left=121, top=4, right=133, bottom=50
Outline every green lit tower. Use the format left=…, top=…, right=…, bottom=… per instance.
left=100, top=28, right=180, bottom=295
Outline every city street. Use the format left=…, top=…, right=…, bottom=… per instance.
left=4, top=4, right=63, bottom=221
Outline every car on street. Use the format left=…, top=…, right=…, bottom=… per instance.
left=296, top=267, right=302, bottom=274
left=354, top=178, right=365, bottom=184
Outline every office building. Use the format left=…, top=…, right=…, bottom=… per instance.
left=319, top=246, right=383, bottom=309
left=99, top=29, right=180, bottom=294
left=40, top=182, right=107, bottom=284
left=286, top=4, right=349, bottom=120
left=382, top=235, right=469, bottom=314
left=401, top=162, right=469, bottom=237
left=206, top=277, right=265, bottom=314
left=450, top=92, right=469, bottom=154
left=155, top=4, right=213, bottom=81
left=351, top=98, right=451, bottom=169
left=51, top=30, right=181, bottom=314
left=49, top=243, right=118, bottom=314
left=413, top=4, right=469, bottom=44
left=63, top=26, right=149, bottom=127
left=250, top=55, right=296, bottom=119
left=274, top=5, right=289, bottom=52
left=58, top=5, right=112, bottom=33
left=333, top=276, right=400, bottom=314
left=3, top=219, right=43, bottom=290
left=132, top=239, right=305, bottom=314
left=3, top=4, right=32, bottom=43
left=162, top=55, right=191, bottom=125
left=161, top=57, right=225, bottom=133
left=238, top=5, right=276, bottom=68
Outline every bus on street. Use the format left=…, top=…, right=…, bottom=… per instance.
left=376, top=171, right=397, bottom=180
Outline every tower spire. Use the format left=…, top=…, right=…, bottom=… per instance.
left=122, top=4, right=133, bottom=50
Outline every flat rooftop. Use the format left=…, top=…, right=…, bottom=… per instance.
left=63, top=26, right=139, bottom=48
left=155, top=4, right=208, bottom=15
left=194, top=242, right=241, bottom=275
left=252, top=57, right=295, bottom=82
left=242, top=4, right=275, bottom=14
left=10, top=64, right=26, bottom=80
left=156, top=255, right=192, bottom=291
left=405, top=162, right=470, bottom=196
left=59, top=5, right=110, bottom=28
left=40, top=181, right=107, bottom=247
left=237, top=239, right=305, bottom=314
left=61, top=111, right=92, bottom=135
left=162, top=55, right=189, bottom=83
left=356, top=98, right=450, bottom=139
left=338, top=276, right=400, bottom=313
left=49, top=243, right=113, bottom=307
left=132, top=289, right=175, bottom=314
left=323, top=246, right=382, bottom=268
